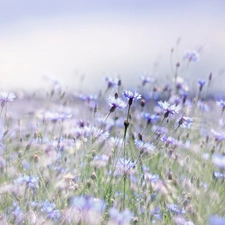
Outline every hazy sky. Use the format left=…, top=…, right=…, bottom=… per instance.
left=1, top=0, right=225, bottom=93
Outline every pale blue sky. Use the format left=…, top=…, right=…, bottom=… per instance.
left=0, top=0, right=225, bottom=93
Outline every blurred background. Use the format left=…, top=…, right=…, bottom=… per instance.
left=0, top=0, right=225, bottom=94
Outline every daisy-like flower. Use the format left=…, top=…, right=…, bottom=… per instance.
left=135, top=140, right=155, bottom=154
left=14, top=174, right=39, bottom=189
left=107, top=96, right=127, bottom=112
left=158, top=101, right=181, bottom=118
left=0, top=91, right=16, bottom=107
left=216, top=100, right=225, bottom=112
left=184, top=50, right=199, bottom=62
left=40, top=201, right=60, bottom=222
left=177, top=116, right=193, bottom=128
left=123, top=90, right=141, bottom=105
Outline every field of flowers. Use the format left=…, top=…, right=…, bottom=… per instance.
left=1, top=50, right=225, bottom=225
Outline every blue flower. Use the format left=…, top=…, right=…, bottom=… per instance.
left=141, top=112, right=159, bottom=124
left=161, top=136, right=177, bottom=146
left=177, top=116, right=193, bottom=128
left=135, top=140, right=155, bottom=154
left=41, top=201, right=60, bottom=221
left=107, top=96, right=127, bottom=112
left=167, top=204, right=186, bottom=215
left=184, top=50, right=199, bottom=62
left=14, top=174, right=39, bottom=189
left=209, top=215, right=225, bottom=225
left=158, top=101, right=181, bottom=118
left=123, top=90, right=141, bottom=105
left=211, top=129, right=225, bottom=141
left=140, top=76, right=155, bottom=86
left=105, top=77, right=120, bottom=88
left=109, top=208, right=133, bottom=225
left=216, top=100, right=225, bottom=111
left=198, top=79, right=206, bottom=91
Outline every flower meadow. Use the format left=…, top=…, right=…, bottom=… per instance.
left=1, top=51, right=225, bottom=225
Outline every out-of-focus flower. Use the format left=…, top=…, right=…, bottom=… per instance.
left=135, top=140, right=155, bottom=154
left=12, top=203, right=24, bottom=224
left=177, top=116, right=193, bottom=128
left=158, top=101, right=181, bottom=118
left=43, top=111, right=72, bottom=122
left=184, top=51, right=199, bottom=62
left=198, top=79, right=206, bottom=91
left=209, top=215, right=225, bottom=225
left=212, top=154, right=225, bottom=169
left=167, top=204, right=186, bottom=215
left=40, top=200, right=60, bottom=222
left=216, top=100, right=225, bottom=111
left=0, top=91, right=16, bottom=107
left=140, top=76, right=155, bottom=86
left=115, top=158, right=136, bottom=176
left=84, top=126, right=109, bottom=142
left=14, top=174, right=39, bottom=189
left=161, top=136, right=177, bottom=146
left=141, top=112, right=159, bottom=124
left=109, top=208, right=133, bottom=225
left=211, top=129, right=225, bottom=141
left=107, top=96, right=127, bottom=112
left=105, top=77, right=120, bottom=88
left=123, top=90, right=141, bottom=105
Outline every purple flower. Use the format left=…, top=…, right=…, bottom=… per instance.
left=216, top=100, right=225, bottom=111
left=212, top=154, right=225, bottom=169
left=198, top=79, right=206, bottom=91
left=123, top=90, right=141, bottom=105
left=0, top=91, right=16, bottom=107
left=177, top=116, right=193, bottom=128
left=107, top=96, right=127, bottom=112
left=105, top=77, right=120, bottom=88
left=184, top=50, right=199, bottom=62
left=109, top=208, right=133, bottom=225
left=209, top=215, right=225, bottom=225
left=158, top=101, right=181, bottom=118
left=161, top=136, right=177, bottom=146
left=141, top=112, right=159, bottom=124
left=85, top=126, right=109, bottom=141
left=14, top=174, right=39, bottom=189
left=41, top=201, right=60, bottom=221
left=211, top=129, right=225, bottom=141
left=167, top=204, right=186, bottom=215
left=135, top=140, right=155, bottom=154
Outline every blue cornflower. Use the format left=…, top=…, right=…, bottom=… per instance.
left=211, top=129, right=225, bottom=141
left=140, top=75, right=155, bottom=86
left=0, top=91, right=16, bottom=107
left=12, top=203, right=24, bottom=223
left=216, top=100, right=225, bottom=111
left=109, top=208, right=133, bottom=225
left=141, top=112, right=159, bottom=124
left=209, top=215, right=225, bottom=225
left=41, top=200, right=60, bottom=221
left=85, top=126, right=109, bottom=141
left=71, top=196, right=106, bottom=213
left=158, top=101, right=181, bottom=118
left=161, top=136, right=177, bottom=146
left=105, top=77, right=120, bottom=88
left=213, top=171, right=225, bottom=179
left=167, top=204, right=186, bottom=215
left=123, top=90, right=141, bottom=105
left=135, top=140, right=155, bottom=154
left=14, top=174, right=39, bottom=189
left=177, top=116, right=193, bottom=128
left=184, top=50, right=199, bottom=62
left=107, top=96, right=127, bottom=112
left=198, top=79, right=206, bottom=91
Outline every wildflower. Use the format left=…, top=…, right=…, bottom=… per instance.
left=141, top=112, right=159, bottom=124
left=216, top=100, right=225, bottom=112
left=209, top=215, right=225, bottom=225
left=135, top=140, right=155, bottom=154
left=43, top=111, right=72, bottom=122
left=213, top=171, right=225, bottom=179
left=158, top=101, right=181, bottom=118
left=0, top=91, right=16, bottom=107
left=107, top=96, right=126, bottom=112
left=161, top=136, right=177, bottom=146
left=109, top=208, right=133, bottom=225
left=123, top=90, right=141, bottom=106
left=177, top=116, right=193, bottom=128
left=198, top=79, right=206, bottom=92
left=184, top=50, right=199, bottom=62
left=85, top=126, right=109, bottom=141
left=115, top=158, right=136, bottom=176
left=211, top=129, right=225, bottom=141
left=14, top=174, right=39, bottom=189
left=105, top=77, right=120, bottom=88
left=212, top=154, right=225, bottom=169
left=40, top=200, right=60, bottom=221
left=12, top=203, right=24, bottom=224
left=140, top=76, right=155, bottom=86
left=167, top=204, right=186, bottom=215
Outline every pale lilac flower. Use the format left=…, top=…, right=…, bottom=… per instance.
left=216, top=100, right=225, bottom=111
left=115, top=158, right=136, bottom=176
left=141, top=112, right=159, bottom=124
left=123, top=90, right=141, bottom=105
left=184, top=51, right=199, bottom=62
left=12, top=203, right=24, bottom=224
left=212, top=154, right=225, bottom=169
left=135, top=140, right=155, bottom=154
left=43, top=111, right=72, bottom=122
left=41, top=200, right=60, bottom=221
left=158, top=101, right=181, bottom=118
left=167, top=204, right=186, bottom=215
left=0, top=91, right=16, bottom=107
left=105, top=77, right=120, bottom=88
left=85, top=126, right=109, bottom=141
left=209, top=215, right=225, bottom=225
left=140, top=76, right=155, bottom=86
left=107, top=96, right=127, bottom=112
left=211, top=129, right=225, bottom=141
left=14, top=174, right=39, bottom=189
left=109, top=208, right=133, bottom=225
left=161, top=136, right=177, bottom=146
left=177, top=116, right=193, bottom=128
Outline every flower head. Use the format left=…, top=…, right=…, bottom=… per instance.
left=14, top=174, right=39, bottom=189
left=123, top=90, right=141, bottom=105
left=184, top=50, right=199, bottom=62
left=198, top=79, right=206, bottom=91
left=158, top=101, right=181, bottom=118
left=109, top=208, right=133, bottom=225
left=107, top=96, right=126, bottom=112
left=41, top=201, right=60, bottom=221
left=216, top=100, right=225, bottom=112
left=177, top=116, right=193, bottom=128
left=0, top=91, right=16, bottom=107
